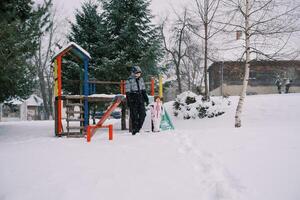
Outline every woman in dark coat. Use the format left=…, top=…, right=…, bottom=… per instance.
left=126, top=66, right=149, bottom=135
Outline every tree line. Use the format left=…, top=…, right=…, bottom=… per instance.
left=0, top=0, right=299, bottom=127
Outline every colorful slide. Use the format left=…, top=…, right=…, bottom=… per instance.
left=87, top=95, right=125, bottom=141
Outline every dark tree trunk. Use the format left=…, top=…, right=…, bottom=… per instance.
left=38, top=67, right=50, bottom=120
left=46, top=77, right=54, bottom=118
left=175, top=61, right=182, bottom=93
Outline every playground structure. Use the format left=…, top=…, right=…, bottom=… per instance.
left=52, top=42, right=167, bottom=142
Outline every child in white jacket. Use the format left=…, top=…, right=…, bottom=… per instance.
left=150, top=96, right=164, bottom=132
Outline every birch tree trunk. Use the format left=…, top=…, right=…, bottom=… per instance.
left=235, top=0, right=250, bottom=128
left=203, top=0, right=209, bottom=99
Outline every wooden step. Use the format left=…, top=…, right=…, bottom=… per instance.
left=66, top=103, right=84, bottom=107
left=64, top=95, right=84, bottom=100
left=66, top=118, right=84, bottom=122
left=68, top=132, right=85, bottom=138
left=66, top=111, right=84, bottom=114
left=60, top=132, right=85, bottom=137
left=67, top=126, right=85, bottom=130
left=67, top=134, right=85, bottom=138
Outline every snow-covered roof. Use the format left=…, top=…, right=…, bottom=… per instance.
left=52, top=42, right=91, bottom=61
left=25, top=95, right=43, bottom=107
left=4, top=98, right=24, bottom=105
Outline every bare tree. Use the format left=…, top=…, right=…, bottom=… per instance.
left=221, top=0, right=300, bottom=127
left=160, top=8, right=191, bottom=94
left=181, top=42, right=204, bottom=93
left=188, top=0, right=229, bottom=99
left=34, top=7, right=61, bottom=119
left=234, top=0, right=250, bottom=128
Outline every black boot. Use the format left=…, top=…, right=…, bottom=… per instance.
left=132, top=130, right=138, bottom=135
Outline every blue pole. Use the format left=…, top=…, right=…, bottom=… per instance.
left=89, top=83, right=92, bottom=95
left=93, top=83, right=96, bottom=94
left=84, top=57, right=89, bottom=128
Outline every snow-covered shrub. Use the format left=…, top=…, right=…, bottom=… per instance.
left=185, top=96, right=196, bottom=105
left=173, top=91, right=230, bottom=119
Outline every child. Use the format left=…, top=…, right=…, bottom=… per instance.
left=150, top=96, right=164, bottom=132
left=275, top=76, right=282, bottom=94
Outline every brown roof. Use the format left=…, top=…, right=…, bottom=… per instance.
left=209, top=60, right=300, bottom=71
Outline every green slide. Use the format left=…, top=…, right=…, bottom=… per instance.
left=160, top=106, right=175, bottom=131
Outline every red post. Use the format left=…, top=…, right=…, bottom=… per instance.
left=120, top=80, right=124, bottom=94
left=87, top=124, right=114, bottom=142
left=151, top=77, right=155, bottom=96
left=57, top=56, right=62, bottom=134
left=87, top=126, right=91, bottom=142
left=123, top=80, right=126, bottom=94
left=108, top=124, right=113, bottom=140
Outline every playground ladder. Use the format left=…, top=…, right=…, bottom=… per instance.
left=65, top=96, right=85, bottom=137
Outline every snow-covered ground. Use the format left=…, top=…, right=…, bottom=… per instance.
left=0, top=94, right=300, bottom=200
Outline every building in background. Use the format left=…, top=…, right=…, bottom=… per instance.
left=0, top=99, right=27, bottom=121
left=0, top=94, right=44, bottom=121
left=25, top=94, right=44, bottom=120
left=208, top=60, right=300, bottom=96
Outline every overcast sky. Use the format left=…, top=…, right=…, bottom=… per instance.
left=37, top=0, right=190, bottom=23
left=34, top=0, right=192, bottom=46
left=35, top=0, right=300, bottom=61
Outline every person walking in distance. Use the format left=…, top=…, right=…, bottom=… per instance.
left=275, top=76, right=282, bottom=94
left=126, top=66, right=149, bottom=135
left=285, top=78, right=292, bottom=93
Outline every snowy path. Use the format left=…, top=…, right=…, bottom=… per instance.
left=1, top=94, right=300, bottom=200
left=0, top=122, right=212, bottom=200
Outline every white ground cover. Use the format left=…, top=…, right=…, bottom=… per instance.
left=0, top=94, right=299, bottom=200
left=173, top=91, right=230, bottom=119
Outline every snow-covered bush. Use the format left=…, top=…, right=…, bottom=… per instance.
left=173, top=91, right=230, bottom=119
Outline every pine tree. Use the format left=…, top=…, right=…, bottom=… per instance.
left=101, top=0, right=162, bottom=80
left=68, top=0, right=162, bottom=95
left=68, top=1, right=112, bottom=94
left=0, top=0, right=51, bottom=102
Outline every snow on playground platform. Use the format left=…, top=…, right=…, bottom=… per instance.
left=88, top=94, right=119, bottom=98
left=1, top=94, right=300, bottom=200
